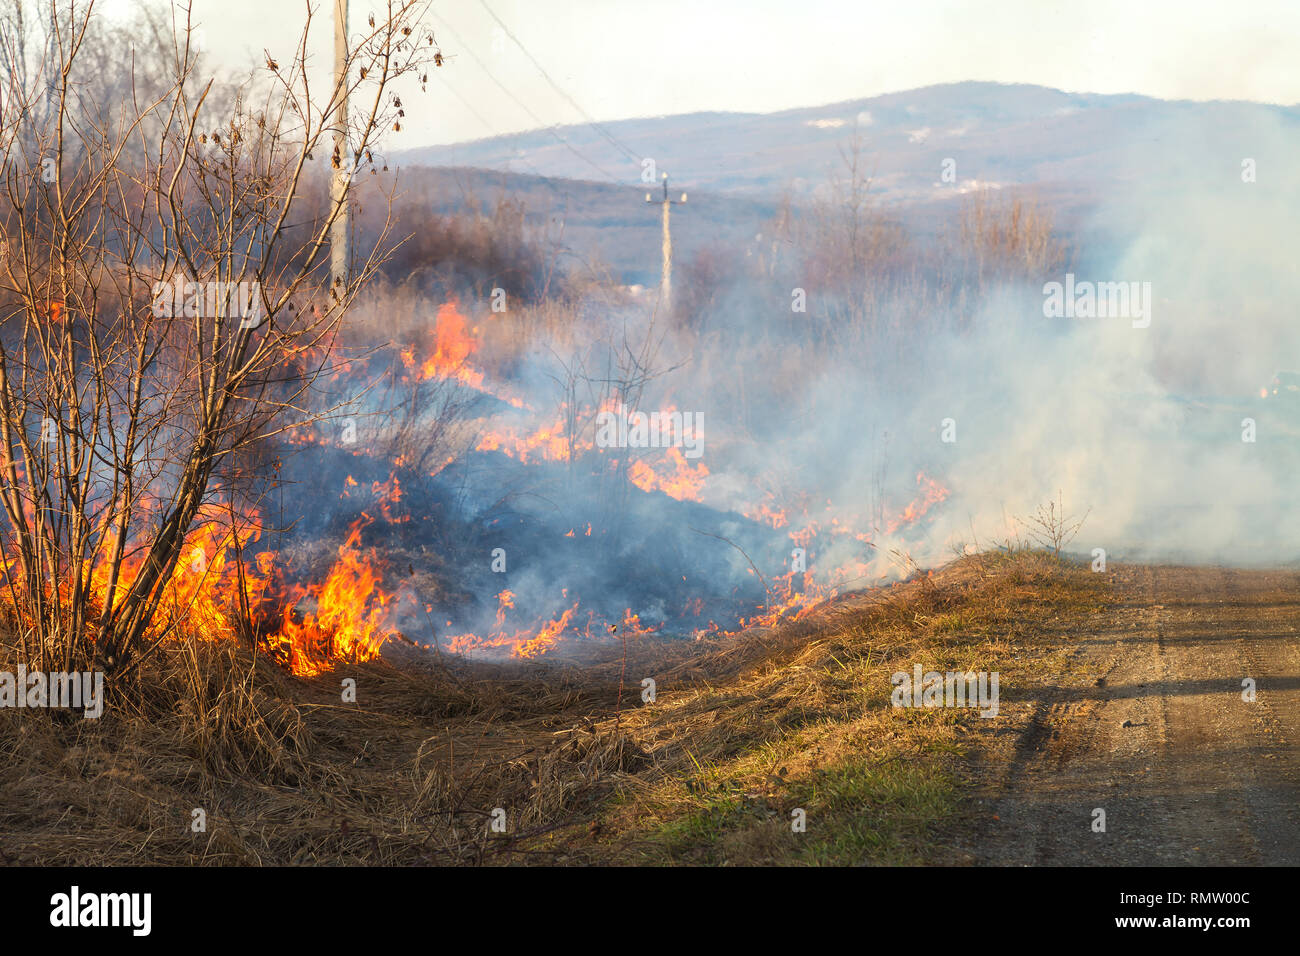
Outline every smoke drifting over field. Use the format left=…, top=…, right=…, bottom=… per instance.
left=260, top=102, right=1300, bottom=668
left=917, top=108, right=1300, bottom=567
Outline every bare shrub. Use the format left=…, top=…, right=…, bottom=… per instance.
left=0, top=0, right=438, bottom=677
left=1018, top=492, right=1090, bottom=559
left=955, top=189, right=1069, bottom=287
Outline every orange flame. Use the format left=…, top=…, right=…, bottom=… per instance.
left=269, top=513, right=401, bottom=676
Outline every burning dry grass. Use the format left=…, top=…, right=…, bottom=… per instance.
left=0, top=549, right=1105, bottom=865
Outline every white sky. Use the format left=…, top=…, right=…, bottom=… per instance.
left=102, top=0, right=1300, bottom=149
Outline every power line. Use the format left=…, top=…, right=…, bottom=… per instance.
left=434, top=70, right=502, bottom=139
left=477, top=0, right=643, bottom=166
left=432, top=69, right=547, bottom=179
left=430, top=12, right=617, bottom=182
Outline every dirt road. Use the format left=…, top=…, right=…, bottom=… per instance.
left=951, top=565, right=1300, bottom=865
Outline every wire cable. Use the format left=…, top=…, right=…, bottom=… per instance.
left=477, top=0, right=644, bottom=166
left=431, top=11, right=618, bottom=182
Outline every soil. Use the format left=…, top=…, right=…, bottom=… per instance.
left=945, top=565, right=1300, bottom=865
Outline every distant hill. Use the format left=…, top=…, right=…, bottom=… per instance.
left=388, top=82, right=1300, bottom=281
left=396, top=81, right=1297, bottom=202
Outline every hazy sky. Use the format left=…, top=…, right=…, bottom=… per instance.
left=103, top=0, right=1300, bottom=149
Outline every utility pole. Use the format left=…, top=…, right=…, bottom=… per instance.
left=645, top=172, right=686, bottom=311
left=330, top=0, right=350, bottom=294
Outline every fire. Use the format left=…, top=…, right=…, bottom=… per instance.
left=442, top=593, right=663, bottom=660
left=6, top=295, right=958, bottom=671
left=396, top=300, right=526, bottom=409
left=700, top=471, right=953, bottom=638
left=737, top=570, right=832, bottom=630
left=494, top=589, right=515, bottom=628
left=371, top=472, right=409, bottom=524
left=513, top=602, right=579, bottom=658
left=268, top=513, right=402, bottom=676
left=745, top=500, right=789, bottom=529
left=21, top=482, right=409, bottom=678
left=402, top=301, right=484, bottom=390
left=444, top=595, right=584, bottom=659
left=473, top=399, right=710, bottom=502
left=614, top=608, right=659, bottom=638
left=67, top=494, right=272, bottom=648
left=626, top=446, right=709, bottom=501
left=476, top=412, right=580, bottom=464
left=884, top=471, right=951, bottom=533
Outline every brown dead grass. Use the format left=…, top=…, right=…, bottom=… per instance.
left=0, top=549, right=1106, bottom=865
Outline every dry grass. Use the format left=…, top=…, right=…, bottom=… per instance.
left=0, top=549, right=1106, bottom=865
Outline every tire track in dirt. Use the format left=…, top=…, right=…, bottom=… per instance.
left=1143, top=567, right=1258, bottom=864
left=947, top=565, right=1300, bottom=866
left=1216, top=568, right=1300, bottom=863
